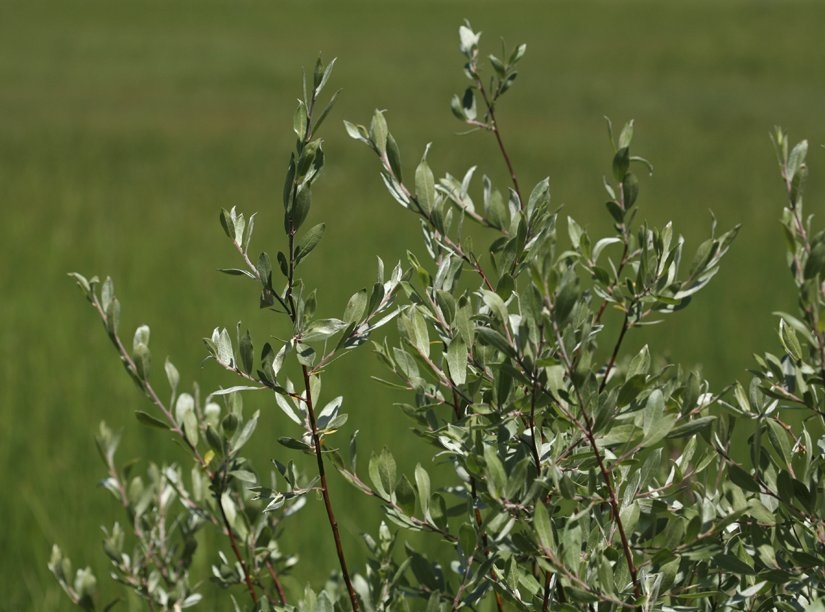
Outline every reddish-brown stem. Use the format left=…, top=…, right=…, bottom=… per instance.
left=594, top=240, right=630, bottom=327
left=216, top=485, right=259, bottom=604
left=542, top=570, right=552, bottom=611
left=474, top=73, right=523, bottom=205
left=301, top=364, right=360, bottom=611
left=94, top=297, right=206, bottom=468
left=448, top=390, right=504, bottom=612
left=265, top=560, right=287, bottom=605
left=91, top=295, right=263, bottom=604
left=599, top=312, right=630, bottom=394
left=550, top=318, right=641, bottom=603
left=582, top=423, right=639, bottom=601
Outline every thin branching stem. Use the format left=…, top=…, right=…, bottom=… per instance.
left=600, top=311, right=631, bottom=394
left=265, top=560, right=287, bottom=605
left=471, top=63, right=523, bottom=205
left=376, top=153, right=496, bottom=292
left=300, top=363, right=360, bottom=610
left=89, top=293, right=263, bottom=603
left=277, top=79, right=362, bottom=610
left=216, top=488, right=259, bottom=604
left=447, top=387, right=505, bottom=612
left=550, top=317, right=641, bottom=604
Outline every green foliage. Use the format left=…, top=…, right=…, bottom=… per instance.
left=53, top=23, right=825, bottom=611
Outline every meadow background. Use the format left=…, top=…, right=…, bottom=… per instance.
left=2, top=0, right=825, bottom=609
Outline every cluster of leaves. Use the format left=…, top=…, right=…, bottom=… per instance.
left=711, top=130, right=825, bottom=610
left=53, top=21, right=825, bottom=612
left=54, top=58, right=396, bottom=611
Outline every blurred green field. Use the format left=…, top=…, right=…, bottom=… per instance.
left=3, top=0, right=825, bottom=609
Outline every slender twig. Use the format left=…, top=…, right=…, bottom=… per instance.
left=534, top=545, right=634, bottom=609
left=216, top=484, right=259, bottom=604
left=542, top=571, right=552, bottom=611
left=93, top=297, right=207, bottom=468
left=272, top=76, right=362, bottom=610
left=376, top=153, right=496, bottom=292
left=265, top=559, right=287, bottom=605
left=451, top=539, right=481, bottom=609
left=446, top=388, right=504, bottom=612
left=550, top=318, right=641, bottom=603
left=89, top=294, right=262, bottom=602
left=599, top=311, right=631, bottom=394
left=582, top=423, right=639, bottom=598
left=103, top=454, right=174, bottom=587
left=472, top=68, right=523, bottom=205
left=468, top=476, right=505, bottom=612
left=337, top=468, right=456, bottom=541
left=594, top=241, right=631, bottom=326
left=300, top=364, right=360, bottom=610
left=778, top=161, right=825, bottom=401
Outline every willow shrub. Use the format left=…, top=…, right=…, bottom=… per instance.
left=51, top=23, right=825, bottom=611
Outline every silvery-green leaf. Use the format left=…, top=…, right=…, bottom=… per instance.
left=415, top=145, right=435, bottom=215
left=295, top=223, right=325, bottom=267
left=164, top=357, right=179, bottom=394
left=369, top=109, right=388, bottom=155
left=302, top=318, right=347, bottom=343
left=446, top=337, right=467, bottom=385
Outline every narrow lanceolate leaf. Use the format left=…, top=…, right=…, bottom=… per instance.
left=182, top=408, right=198, bottom=448
left=668, top=416, right=716, bottom=439
left=101, top=276, right=114, bottom=312
left=370, top=109, right=388, bottom=155
left=218, top=267, right=256, bottom=278
left=293, top=99, right=308, bottom=139
left=212, top=328, right=234, bottom=367
left=622, top=172, right=639, bottom=208
left=642, top=389, right=664, bottom=437
left=344, top=289, right=368, bottom=324
left=164, top=357, right=179, bottom=394
left=410, top=308, right=430, bottom=357
left=317, top=396, right=343, bottom=429
left=232, top=410, right=259, bottom=452
left=475, top=326, right=514, bottom=357
left=274, top=392, right=301, bottom=424
left=612, top=146, right=630, bottom=182
left=239, top=329, right=254, bottom=374
left=291, top=184, right=311, bottom=231
left=295, top=223, right=325, bottom=267
left=414, top=464, right=431, bottom=519
left=787, top=139, right=808, bottom=180
left=135, top=410, right=167, bottom=429
left=641, top=389, right=676, bottom=446
left=446, top=337, right=468, bottom=385
left=386, top=133, right=403, bottom=180
left=369, top=449, right=397, bottom=499
left=483, top=445, right=507, bottom=499
left=415, top=146, right=435, bottom=215
left=343, top=120, right=370, bottom=146
left=533, top=502, right=554, bottom=550
left=220, top=492, right=237, bottom=530
left=461, top=87, right=477, bottom=121
left=219, top=208, right=234, bottom=239
left=480, top=289, right=509, bottom=324
left=68, top=272, right=92, bottom=296
left=207, top=385, right=266, bottom=398
left=133, top=343, right=151, bottom=380
left=301, top=318, right=347, bottom=343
